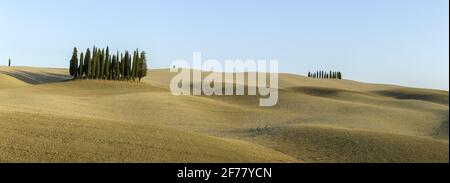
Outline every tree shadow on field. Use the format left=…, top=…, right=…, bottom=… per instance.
left=0, top=70, right=72, bottom=84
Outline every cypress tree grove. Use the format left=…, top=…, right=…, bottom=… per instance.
left=309, top=70, right=343, bottom=80
left=68, top=47, right=148, bottom=82
left=69, top=47, right=78, bottom=78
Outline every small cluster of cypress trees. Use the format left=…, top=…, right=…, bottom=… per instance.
left=308, top=71, right=342, bottom=79
left=69, top=46, right=148, bottom=82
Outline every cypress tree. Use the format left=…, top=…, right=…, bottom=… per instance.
left=110, top=55, right=113, bottom=79
left=108, top=55, right=114, bottom=79
left=8, top=58, right=11, bottom=67
left=69, top=47, right=78, bottom=78
left=98, top=50, right=102, bottom=79
left=127, top=51, right=132, bottom=80
left=132, top=49, right=139, bottom=80
left=95, top=49, right=101, bottom=79
left=91, top=47, right=96, bottom=79
left=133, top=50, right=139, bottom=81
left=125, top=51, right=131, bottom=80
left=117, top=51, right=120, bottom=79
left=79, top=52, right=84, bottom=78
left=112, top=55, right=116, bottom=80
left=106, top=55, right=110, bottom=80
left=94, top=48, right=98, bottom=79
left=123, top=52, right=127, bottom=80
left=129, top=52, right=132, bottom=80
left=99, top=49, right=104, bottom=79
left=109, top=54, right=115, bottom=79
left=84, top=48, right=91, bottom=79
left=135, top=50, right=139, bottom=80
left=115, top=54, right=118, bottom=79
left=93, top=50, right=97, bottom=79
left=138, top=51, right=147, bottom=82
left=111, top=55, right=116, bottom=80
left=131, top=51, right=135, bottom=80
left=120, top=53, right=124, bottom=80
left=104, top=47, right=109, bottom=79
left=122, top=52, right=126, bottom=80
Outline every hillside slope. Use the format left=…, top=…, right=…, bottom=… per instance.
left=0, top=66, right=448, bottom=162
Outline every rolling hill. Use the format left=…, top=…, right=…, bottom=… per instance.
left=0, top=66, right=448, bottom=162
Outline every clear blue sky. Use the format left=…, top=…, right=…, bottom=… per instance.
left=1, top=0, right=448, bottom=90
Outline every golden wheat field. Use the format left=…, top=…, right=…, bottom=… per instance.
left=0, top=66, right=448, bottom=163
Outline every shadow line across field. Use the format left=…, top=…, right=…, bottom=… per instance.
left=0, top=70, right=72, bottom=85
